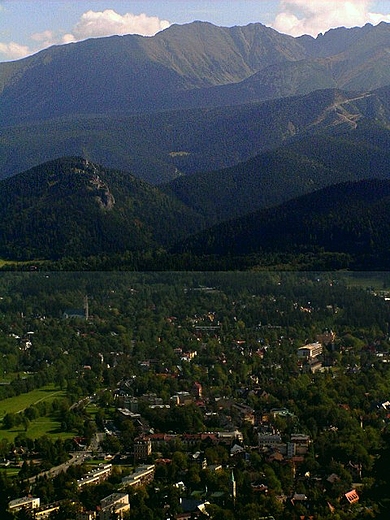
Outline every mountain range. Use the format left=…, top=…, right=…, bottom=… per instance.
left=2, top=21, right=390, bottom=268
left=4, top=86, right=390, bottom=184
left=3, top=21, right=390, bottom=127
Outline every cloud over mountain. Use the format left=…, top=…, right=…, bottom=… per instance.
left=273, top=0, right=390, bottom=36
left=65, top=9, right=170, bottom=42
left=0, top=8, right=170, bottom=61
left=0, top=41, right=30, bottom=60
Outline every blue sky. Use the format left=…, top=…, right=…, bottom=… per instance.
left=1, top=1, right=390, bottom=61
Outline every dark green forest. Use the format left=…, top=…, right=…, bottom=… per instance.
left=3, top=157, right=390, bottom=271
left=172, top=179, right=390, bottom=271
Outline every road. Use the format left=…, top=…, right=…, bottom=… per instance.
left=26, top=432, right=105, bottom=484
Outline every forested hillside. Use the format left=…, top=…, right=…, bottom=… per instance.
left=163, top=124, right=390, bottom=223
left=172, top=179, right=390, bottom=270
left=2, top=158, right=390, bottom=270
left=0, top=157, right=203, bottom=260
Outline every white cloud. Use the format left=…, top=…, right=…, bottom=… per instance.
left=272, top=0, right=390, bottom=36
left=30, top=30, right=57, bottom=50
left=67, top=9, right=170, bottom=41
left=31, top=30, right=55, bottom=43
left=62, top=33, right=76, bottom=45
left=0, top=9, right=170, bottom=61
left=0, top=41, right=30, bottom=60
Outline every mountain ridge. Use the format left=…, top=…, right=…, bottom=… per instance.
left=3, top=21, right=390, bottom=127
left=3, top=85, right=390, bottom=184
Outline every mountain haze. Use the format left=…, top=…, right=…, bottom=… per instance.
left=3, top=21, right=390, bottom=128
left=3, top=86, right=390, bottom=184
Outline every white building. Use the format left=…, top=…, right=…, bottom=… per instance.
left=297, top=342, right=323, bottom=359
left=100, top=493, right=130, bottom=520
left=77, top=464, right=112, bottom=489
left=8, top=496, right=40, bottom=513
left=35, top=503, right=61, bottom=519
left=122, top=464, right=155, bottom=487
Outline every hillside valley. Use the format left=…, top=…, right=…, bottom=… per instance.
left=162, top=122, right=390, bottom=223
left=2, top=21, right=390, bottom=269
left=1, top=155, right=390, bottom=271
left=2, top=86, right=390, bottom=184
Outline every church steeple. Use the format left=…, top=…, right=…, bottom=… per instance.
left=84, top=295, right=89, bottom=320
left=231, top=469, right=237, bottom=503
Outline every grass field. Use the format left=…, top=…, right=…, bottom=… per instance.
left=0, top=384, right=72, bottom=442
left=0, top=384, right=66, bottom=419
left=0, top=415, right=74, bottom=442
left=0, top=258, right=24, bottom=268
left=85, top=403, right=99, bottom=417
left=0, top=465, right=20, bottom=477
left=0, top=371, right=33, bottom=385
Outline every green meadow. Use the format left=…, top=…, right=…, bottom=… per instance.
left=0, top=384, right=65, bottom=419
left=0, top=416, right=74, bottom=442
left=0, top=384, right=72, bottom=442
left=0, top=258, right=26, bottom=268
left=0, top=371, right=32, bottom=384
